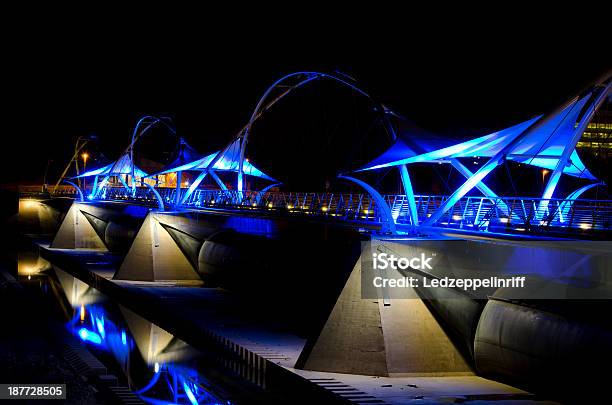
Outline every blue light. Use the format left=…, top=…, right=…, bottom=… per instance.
left=148, top=138, right=275, bottom=181
left=121, top=330, right=127, bottom=346
left=78, top=328, right=102, bottom=344
left=182, top=381, right=198, bottom=405
left=96, top=317, right=105, bottom=339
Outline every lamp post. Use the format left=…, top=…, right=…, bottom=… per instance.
left=53, top=134, right=97, bottom=193
left=82, top=153, right=89, bottom=191
left=541, top=169, right=549, bottom=185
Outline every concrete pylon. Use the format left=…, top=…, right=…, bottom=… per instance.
left=298, top=257, right=473, bottom=377
left=53, top=266, right=102, bottom=307
left=114, top=212, right=201, bottom=281
left=18, top=199, right=65, bottom=234
left=50, top=203, right=107, bottom=250
left=119, top=305, right=195, bottom=365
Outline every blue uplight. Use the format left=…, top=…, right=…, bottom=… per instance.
left=96, top=317, right=105, bottom=339
left=182, top=381, right=198, bottom=405
left=78, top=328, right=102, bottom=345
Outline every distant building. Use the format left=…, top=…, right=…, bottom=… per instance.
left=577, top=109, right=612, bottom=158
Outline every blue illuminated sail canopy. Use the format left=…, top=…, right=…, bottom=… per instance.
left=73, top=153, right=148, bottom=178
left=359, top=119, right=457, bottom=170
left=358, top=117, right=540, bottom=169
left=148, top=139, right=276, bottom=181
left=154, top=137, right=202, bottom=175
left=72, top=163, right=113, bottom=178
left=357, top=93, right=597, bottom=180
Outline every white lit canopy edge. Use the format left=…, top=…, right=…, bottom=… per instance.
left=73, top=139, right=275, bottom=201
left=357, top=94, right=596, bottom=180
left=149, top=138, right=276, bottom=205
left=354, top=73, right=611, bottom=226
left=149, top=138, right=275, bottom=181
left=72, top=152, right=149, bottom=198
left=73, top=153, right=149, bottom=179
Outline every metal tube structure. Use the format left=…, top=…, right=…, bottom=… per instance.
left=175, top=171, right=182, bottom=205
left=236, top=72, right=321, bottom=193
left=421, top=81, right=599, bottom=227
left=53, top=136, right=91, bottom=193
left=450, top=158, right=508, bottom=214
left=127, top=116, right=177, bottom=195
left=63, top=180, right=84, bottom=202
left=235, top=71, right=419, bottom=225
left=143, top=183, right=165, bottom=211
left=338, top=175, right=396, bottom=233
left=540, top=79, right=611, bottom=203
left=209, top=170, right=228, bottom=191
left=558, top=182, right=605, bottom=221
left=180, top=171, right=208, bottom=205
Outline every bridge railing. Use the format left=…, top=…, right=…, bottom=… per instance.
left=62, top=186, right=611, bottom=233
left=184, top=189, right=387, bottom=223
left=19, top=185, right=78, bottom=198
left=388, top=194, right=612, bottom=232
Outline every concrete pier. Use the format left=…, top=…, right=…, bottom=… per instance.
left=39, top=242, right=541, bottom=404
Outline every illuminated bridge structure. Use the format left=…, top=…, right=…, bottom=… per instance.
left=59, top=70, right=612, bottom=237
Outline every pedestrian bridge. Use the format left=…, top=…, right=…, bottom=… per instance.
left=55, top=186, right=609, bottom=237
left=34, top=70, right=612, bottom=238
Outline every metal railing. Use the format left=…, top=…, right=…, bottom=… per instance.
left=39, top=185, right=612, bottom=234
left=388, top=194, right=612, bottom=232
left=18, top=185, right=78, bottom=198
left=184, top=189, right=386, bottom=223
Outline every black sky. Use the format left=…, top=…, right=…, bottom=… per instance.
left=2, top=15, right=610, bottom=187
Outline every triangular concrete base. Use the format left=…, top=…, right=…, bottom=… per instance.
left=50, top=203, right=107, bottom=250
left=298, top=257, right=473, bottom=377
left=80, top=211, right=109, bottom=244
left=114, top=213, right=201, bottom=281
left=53, top=265, right=102, bottom=307
left=120, top=305, right=175, bottom=364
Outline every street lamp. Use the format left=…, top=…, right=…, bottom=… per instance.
left=82, top=153, right=89, bottom=190
left=541, top=169, right=549, bottom=184
left=53, top=134, right=97, bottom=193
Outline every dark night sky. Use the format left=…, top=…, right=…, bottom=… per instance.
left=2, top=15, right=610, bottom=190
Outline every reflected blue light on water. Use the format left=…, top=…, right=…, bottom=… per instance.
left=95, top=316, right=105, bottom=339
left=138, top=363, right=230, bottom=405
left=69, top=304, right=131, bottom=366
left=182, top=379, right=198, bottom=405
left=78, top=328, right=102, bottom=344
left=67, top=304, right=229, bottom=404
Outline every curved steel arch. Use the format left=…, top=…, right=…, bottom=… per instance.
left=237, top=72, right=380, bottom=191
left=558, top=182, right=606, bottom=221
left=128, top=115, right=177, bottom=190
left=90, top=116, right=177, bottom=200
left=199, top=73, right=322, bottom=186
left=540, top=75, right=611, bottom=202
left=255, top=182, right=282, bottom=204
left=64, top=180, right=84, bottom=202
left=424, top=72, right=612, bottom=227
left=143, top=182, right=165, bottom=211
left=227, top=71, right=419, bottom=225
left=338, top=175, right=396, bottom=234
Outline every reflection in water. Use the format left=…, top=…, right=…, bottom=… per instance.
left=18, top=251, right=51, bottom=277
left=51, top=272, right=231, bottom=405
left=54, top=266, right=102, bottom=307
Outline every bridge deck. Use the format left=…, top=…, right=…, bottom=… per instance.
left=27, top=185, right=611, bottom=238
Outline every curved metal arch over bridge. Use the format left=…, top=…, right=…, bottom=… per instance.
left=65, top=69, right=612, bottom=236
left=223, top=71, right=421, bottom=225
